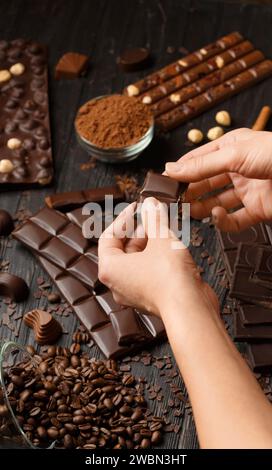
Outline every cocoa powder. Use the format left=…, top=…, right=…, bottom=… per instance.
left=75, top=94, right=153, bottom=149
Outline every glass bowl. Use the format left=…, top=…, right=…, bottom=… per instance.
left=75, top=95, right=155, bottom=163
left=0, top=341, right=54, bottom=449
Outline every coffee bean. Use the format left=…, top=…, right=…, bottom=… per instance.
left=103, top=398, right=113, bottom=410
left=47, top=346, right=56, bottom=357
left=63, top=434, right=74, bottom=449
left=151, top=430, right=162, bottom=445
left=11, top=375, right=24, bottom=387
left=36, top=426, right=47, bottom=439
left=69, top=343, right=81, bottom=355
left=0, top=405, right=9, bottom=417
left=131, top=408, right=143, bottom=421
left=47, top=427, right=59, bottom=439
left=73, top=415, right=85, bottom=425
left=26, top=345, right=36, bottom=356
left=140, top=438, right=151, bottom=449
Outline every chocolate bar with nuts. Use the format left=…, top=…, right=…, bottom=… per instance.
left=153, top=49, right=263, bottom=117
left=124, top=31, right=243, bottom=97
left=141, top=40, right=254, bottom=107
left=0, top=38, right=53, bottom=188
left=157, top=60, right=272, bottom=131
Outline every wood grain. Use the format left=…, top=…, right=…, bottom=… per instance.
left=1, top=0, right=272, bottom=449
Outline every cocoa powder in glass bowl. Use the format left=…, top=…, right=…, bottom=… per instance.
left=75, top=94, right=154, bottom=163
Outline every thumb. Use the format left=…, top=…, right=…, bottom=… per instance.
left=165, top=141, right=246, bottom=182
left=140, top=197, right=170, bottom=241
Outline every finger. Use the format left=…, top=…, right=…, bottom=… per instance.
left=141, top=197, right=170, bottom=241
left=165, top=141, right=248, bottom=182
left=212, top=206, right=259, bottom=232
left=164, top=128, right=252, bottom=175
left=190, top=188, right=241, bottom=219
left=125, top=223, right=147, bottom=253
left=99, top=202, right=136, bottom=256
left=185, top=173, right=232, bottom=201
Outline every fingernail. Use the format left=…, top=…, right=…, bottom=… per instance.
left=165, top=162, right=182, bottom=173
left=143, top=197, right=159, bottom=209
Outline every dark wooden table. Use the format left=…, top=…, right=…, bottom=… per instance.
left=1, top=0, right=272, bottom=449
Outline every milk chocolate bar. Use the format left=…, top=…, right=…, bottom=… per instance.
left=124, top=32, right=243, bottom=96
left=157, top=60, right=272, bottom=131
left=141, top=40, right=255, bottom=108
left=153, top=49, right=263, bottom=117
left=13, top=207, right=166, bottom=358
left=45, top=185, right=124, bottom=212
left=0, top=39, right=53, bottom=188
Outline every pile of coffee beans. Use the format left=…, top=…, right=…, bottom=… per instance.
left=0, top=345, right=164, bottom=448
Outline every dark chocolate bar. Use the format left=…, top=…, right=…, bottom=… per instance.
left=247, top=342, right=272, bottom=371
left=253, top=245, right=272, bottom=288
left=234, top=309, right=272, bottom=341
left=216, top=224, right=270, bottom=280
left=237, top=303, right=272, bottom=325
left=230, top=267, right=272, bottom=306
left=0, top=39, right=53, bottom=188
left=124, top=32, right=243, bottom=96
left=13, top=206, right=100, bottom=289
left=45, top=185, right=124, bottom=212
left=13, top=207, right=166, bottom=358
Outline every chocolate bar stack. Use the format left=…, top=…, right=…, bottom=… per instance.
left=124, top=31, right=272, bottom=131
left=216, top=223, right=272, bottom=371
left=13, top=172, right=186, bottom=359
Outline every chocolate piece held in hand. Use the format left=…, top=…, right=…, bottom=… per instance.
left=55, top=52, right=89, bottom=79
left=0, top=272, right=29, bottom=302
left=139, top=171, right=188, bottom=205
left=24, top=309, right=62, bottom=344
left=0, top=39, right=53, bottom=188
left=0, top=209, right=14, bottom=236
left=117, top=47, right=150, bottom=72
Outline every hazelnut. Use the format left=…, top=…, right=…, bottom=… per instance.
left=215, top=56, right=224, bottom=69
left=0, top=69, right=11, bottom=83
left=207, top=126, right=224, bottom=141
left=178, top=59, right=188, bottom=67
left=187, top=128, right=204, bottom=145
left=7, top=137, right=22, bottom=150
left=9, top=62, right=25, bottom=76
left=0, top=159, right=14, bottom=173
left=215, top=110, right=231, bottom=127
left=170, top=93, right=181, bottom=104
left=142, top=95, right=152, bottom=104
left=126, top=84, right=139, bottom=97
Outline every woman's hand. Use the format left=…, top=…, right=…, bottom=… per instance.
left=165, top=128, right=272, bottom=231
left=98, top=197, right=219, bottom=318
